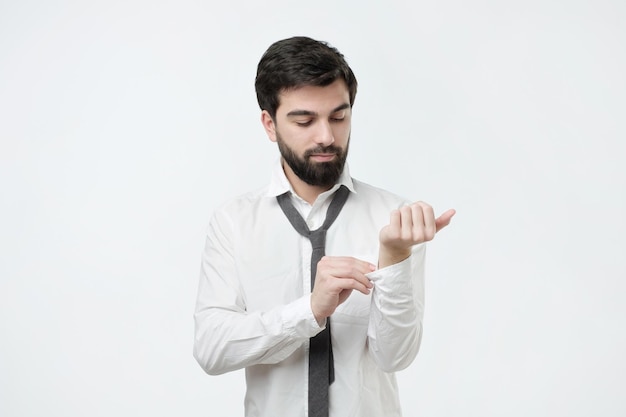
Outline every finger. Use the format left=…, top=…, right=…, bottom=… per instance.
left=400, top=205, right=414, bottom=240
left=379, top=209, right=402, bottom=243
left=331, top=267, right=373, bottom=289
left=317, top=258, right=375, bottom=290
left=409, top=203, right=424, bottom=241
left=316, top=266, right=372, bottom=294
left=332, top=277, right=371, bottom=295
left=416, top=202, right=436, bottom=241
left=435, top=208, right=456, bottom=232
left=320, top=256, right=376, bottom=273
left=390, top=209, right=402, bottom=227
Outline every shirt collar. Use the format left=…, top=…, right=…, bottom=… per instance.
left=266, top=157, right=356, bottom=198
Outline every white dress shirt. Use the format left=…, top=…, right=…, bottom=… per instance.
left=194, top=160, right=426, bottom=417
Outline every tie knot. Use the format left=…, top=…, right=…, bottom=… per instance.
left=309, top=230, right=326, bottom=250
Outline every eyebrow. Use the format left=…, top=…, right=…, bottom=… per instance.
left=286, top=103, right=350, bottom=118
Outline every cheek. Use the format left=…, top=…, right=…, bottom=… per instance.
left=280, top=127, right=312, bottom=149
left=333, top=124, right=351, bottom=143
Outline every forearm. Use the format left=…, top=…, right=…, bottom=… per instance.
left=195, top=215, right=323, bottom=375
left=366, top=244, right=426, bottom=372
left=194, top=295, right=321, bottom=375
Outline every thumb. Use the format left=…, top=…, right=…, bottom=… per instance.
left=435, top=209, right=456, bottom=232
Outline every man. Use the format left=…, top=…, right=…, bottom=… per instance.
left=194, top=36, right=455, bottom=417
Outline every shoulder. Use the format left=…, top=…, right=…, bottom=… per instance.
left=211, top=185, right=273, bottom=220
left=204, top=186, right=277, bottom=239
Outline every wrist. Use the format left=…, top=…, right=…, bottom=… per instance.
left=310, top=297, right=327, bottom=327
left=378, top=245, right=411, bottom=269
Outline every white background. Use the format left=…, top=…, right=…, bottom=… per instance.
left=1, top=0, right=625, bottom=416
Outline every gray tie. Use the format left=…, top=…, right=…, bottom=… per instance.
left=276, top=185, right=350, bottom=417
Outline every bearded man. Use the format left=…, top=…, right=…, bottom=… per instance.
left=194, top=36, right=455, bottom=417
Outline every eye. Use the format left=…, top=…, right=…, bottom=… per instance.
left=295, top=120, right=313, bottom=127
left=330, top=111, right=346, bottom=122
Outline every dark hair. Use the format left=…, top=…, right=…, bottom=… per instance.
left=255, top=36, right=358, bottom=119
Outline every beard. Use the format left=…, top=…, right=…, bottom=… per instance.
left=276, top=132, right=349, bottom=188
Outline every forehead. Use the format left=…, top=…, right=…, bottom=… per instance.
left=276, top=79, right=350, bottom=115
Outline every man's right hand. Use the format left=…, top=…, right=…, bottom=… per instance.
left=310, top=256, right=376, bottom=326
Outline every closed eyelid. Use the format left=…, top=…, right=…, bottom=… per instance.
left=331, top=104, right=350, bottom=119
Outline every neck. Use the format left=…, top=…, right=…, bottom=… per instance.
left=281, top=160, right=333, bottom=205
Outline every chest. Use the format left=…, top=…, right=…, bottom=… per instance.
left=231, top=205, right=384, bottom=313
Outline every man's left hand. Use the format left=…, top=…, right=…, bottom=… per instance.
left=378, top=202, right=456, bottom=268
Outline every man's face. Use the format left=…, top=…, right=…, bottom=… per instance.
left=262, top=79, right=352, bottom=188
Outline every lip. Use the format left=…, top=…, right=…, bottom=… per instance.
left=309, top=153, right=336, bottom=162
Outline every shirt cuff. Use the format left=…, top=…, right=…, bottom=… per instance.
left=365, top=253, right=413, bottom=287
left=280, top=295, right=325, bottom=339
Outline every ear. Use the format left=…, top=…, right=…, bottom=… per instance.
left=261, top=110, right=278, bottom=143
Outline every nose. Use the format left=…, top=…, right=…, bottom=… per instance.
left=314, top=121, right=335, bottom=147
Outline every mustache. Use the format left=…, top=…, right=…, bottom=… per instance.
left=304, top=145, right=343, bottom=158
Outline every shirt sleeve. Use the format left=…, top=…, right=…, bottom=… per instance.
left=193, top=209, right=323, bottom=375
left=365, top=243, right=426, bottom=372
